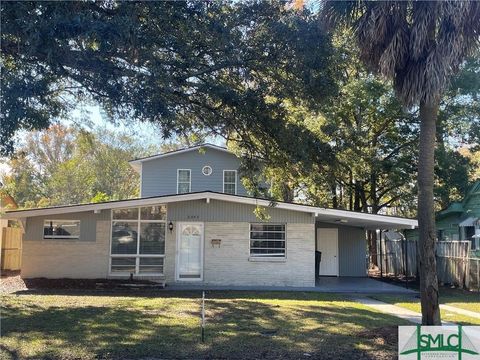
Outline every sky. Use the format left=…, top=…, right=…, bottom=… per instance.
left=0, top=103, right=224, bottom=176
left=69, top=105, right=164, bottom=145
left=67, top=104, right=224, bottom=147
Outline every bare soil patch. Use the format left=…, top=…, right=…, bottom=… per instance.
left=0, top=272, right=163, bottom=294
left=357, top=325, right=398, bottom=347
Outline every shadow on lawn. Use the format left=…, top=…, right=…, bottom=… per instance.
left=0, top=293, right=404, bottom=360
left=11, top=288, right=359, bottom=302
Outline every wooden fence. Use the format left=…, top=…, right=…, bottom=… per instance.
left=377, top=238, right=479, bottom=291
left=1, top=227, right=22, bottom=270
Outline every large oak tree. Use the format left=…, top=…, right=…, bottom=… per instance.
left=322, top=0, right=480, bottom=325
left=1, top=1, right=335, bottom=161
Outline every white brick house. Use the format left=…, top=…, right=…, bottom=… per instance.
left=3, top=145, right=417, bottom=287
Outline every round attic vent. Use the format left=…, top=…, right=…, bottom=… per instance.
left=202, top=165, right=212, bottom=176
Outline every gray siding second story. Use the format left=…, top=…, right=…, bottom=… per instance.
left=137, top=145, right=249, bottom=197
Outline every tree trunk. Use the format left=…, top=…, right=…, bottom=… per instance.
left=349, top=171, right=353, bottom=210
left=280, top=183, right=294, bottom=203
left=354, top=181, right=361, bottom=211
left=418, top=101, right=441, bottom=325
left=331, top=181, right=338, bottom=208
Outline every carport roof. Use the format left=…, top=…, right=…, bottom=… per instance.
left=2, top=191, right=417, bottom=229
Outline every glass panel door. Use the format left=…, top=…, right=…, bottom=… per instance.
left=177, top=223, right=203, bottom=280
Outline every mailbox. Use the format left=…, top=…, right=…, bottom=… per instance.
left=211, top=239, right=221, bottom=247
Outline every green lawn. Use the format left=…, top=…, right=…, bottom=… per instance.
left=1, top=290, right=409, bottom=359
left=370, top=288, right=480, bottom=325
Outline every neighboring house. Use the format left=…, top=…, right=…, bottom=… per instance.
left=2, top=144, right=417, bottom=287
left=406, top=181, right=480, bottom=252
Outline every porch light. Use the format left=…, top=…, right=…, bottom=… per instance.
left=168, top=221, right=174, bottom=232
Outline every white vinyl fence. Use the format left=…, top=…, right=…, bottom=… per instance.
left=377, top=238, right=479, bottom=291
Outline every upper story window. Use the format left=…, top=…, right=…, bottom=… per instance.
left=43, top=220, right=80, bottom=240
left=177, top=169, right=191, bottom=194
left=223, top=170, right=237, bottom=195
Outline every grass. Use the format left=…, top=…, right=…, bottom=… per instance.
left=370, top=287, right=480, bottom=325
left=0, top=290, right=410, bottom=360
left=437, top=287, right=480, bottom=313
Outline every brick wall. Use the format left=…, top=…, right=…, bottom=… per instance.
left=21, top=220, right=110, bottom=278
left=166, top=222, right=315, bottom=287
left=21, top=219, right=315, bottom=287
left=204, top=222, right=315, bottom=287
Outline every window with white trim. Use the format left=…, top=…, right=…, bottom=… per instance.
left=110, top=205, right=166, bottom=275
left=177, top=169, right=191, bottom=193
left=202, top=165, right=212, bottom=176
left=250, top=223, right=286, bottom=257
left=223, top=170, right=237, bottom=194
left=43, top=220, right=80, bottom=239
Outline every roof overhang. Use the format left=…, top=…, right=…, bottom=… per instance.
left=459, top=217, right=478, bottom=227
left=129, top=143, right=231, bottom=173
left=2, top=191, right=417, bottom=230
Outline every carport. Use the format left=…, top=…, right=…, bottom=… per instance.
left=314, top=210, right=417, bottom=279
left=315, top=276, right=415, bottom=294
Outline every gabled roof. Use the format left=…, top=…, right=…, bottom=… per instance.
left=463, top=180, right=480, bottom=205
left=129, top=143, right=232, bottom=172
left=437, top=202, right=464, bottom=218
left=3, top=191, right=418, bottom=229
left=436, top=181, right=480, bottom=219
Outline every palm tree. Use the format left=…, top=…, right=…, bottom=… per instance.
left=322, top=1, right=480, bottom=325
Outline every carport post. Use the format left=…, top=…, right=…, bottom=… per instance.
left=379, top=230, right=383, bottom=278
left=404, top=231, right=409, bottom=289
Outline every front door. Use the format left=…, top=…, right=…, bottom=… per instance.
left=176, top=222, right=204, bottom=281
left=316, top=228, right=339, bottom=276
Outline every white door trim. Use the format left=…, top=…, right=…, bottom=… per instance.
left=175, top=222, right=204, bottom=281
left=316, top=228, right=339, bottom=276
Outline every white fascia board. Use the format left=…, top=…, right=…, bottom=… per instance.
left=2, top=192, right=212, bottom=219
left=204, top=193, right=418, bottom=228
left=3, top=191, right=418, bottom=228
left=312, top=208, right=418, bottom=228
left=130, top=162, right=141, bottom=173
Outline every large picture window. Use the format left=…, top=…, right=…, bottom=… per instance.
left=177, top=169, right=191, bottom=193
left=110, top=205, right=166, bottom=275
left=223, top=170, right=237, bottom=195
left=43, top=220, right=80, bottom=240
left=250, top=223, right=286, bottom=258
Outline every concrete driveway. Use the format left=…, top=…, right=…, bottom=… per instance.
left=315, top=276, right=416, bottom=294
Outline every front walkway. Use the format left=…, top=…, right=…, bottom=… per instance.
left=440, top=304, right=480, bottom=319
left=167, top=277, right=415, bottom=294
left=352, top=296, right=425, bottom=324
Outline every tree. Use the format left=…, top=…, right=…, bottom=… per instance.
left=322, top=1, right=480, bottom=325
left=1, top=124, right=152, bottom=208
left=435, top=56, right=480, bottom=208
left=233, top=30, right=421, bottom=269
left=1, top=1, right=335, bottom=159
